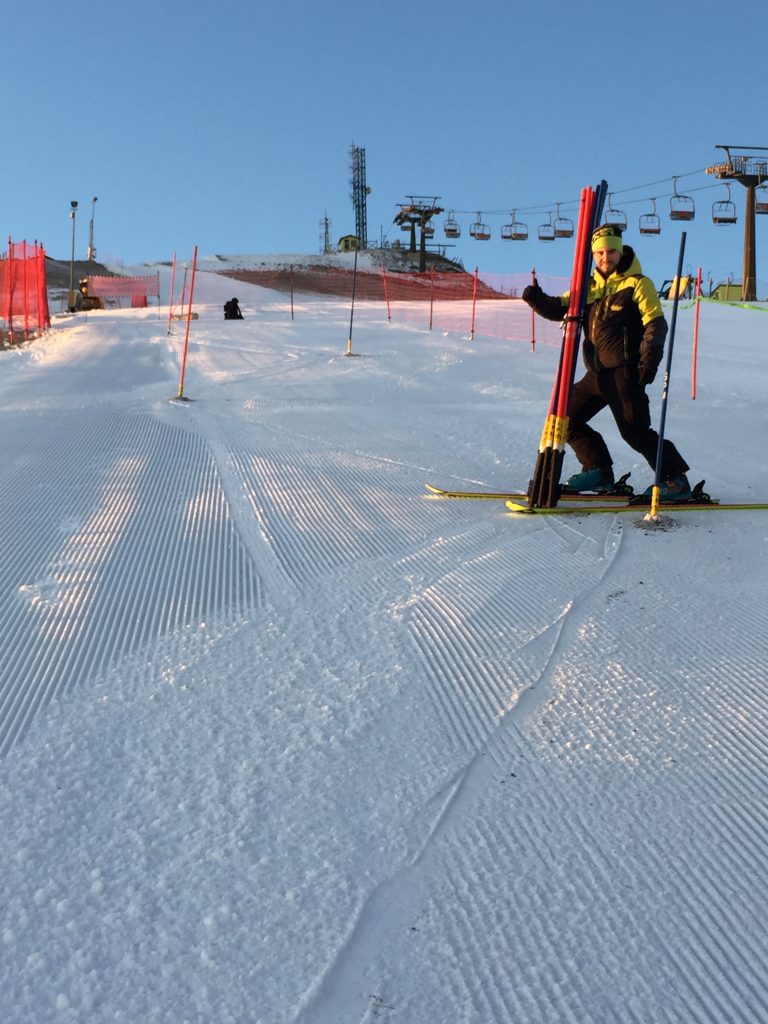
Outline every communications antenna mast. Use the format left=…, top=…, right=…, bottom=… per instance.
left=706, top=145, right=768, bottom=301
left=349, top=145, right=370, bottom=249
left=319, top=213, right=332, bottom=254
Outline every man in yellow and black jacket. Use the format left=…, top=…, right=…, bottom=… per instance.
left=522, top=224, right=691, bottom=499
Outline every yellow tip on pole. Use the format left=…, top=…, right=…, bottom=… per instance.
left=346, top=338, right=353, bottom=356
left=650, top=484, right=661, bottom=519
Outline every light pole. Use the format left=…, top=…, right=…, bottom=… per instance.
left=87, top=196, right=98, bottom=262
left=68, top=200, right=79, bottom=311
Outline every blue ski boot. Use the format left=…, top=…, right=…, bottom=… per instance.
left=563, top=467, right=615, bottom=493
left=642, top=473, right=692, bottom=502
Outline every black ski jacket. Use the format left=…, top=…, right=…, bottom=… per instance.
left=525, top=247, right=668, bottom=377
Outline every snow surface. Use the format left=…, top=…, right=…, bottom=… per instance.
left=1, top=266, right=768, bottom=1024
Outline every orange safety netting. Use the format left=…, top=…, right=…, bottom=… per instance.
left=0, top=240, right=50, bottom=342
left=219, top=266, right=569, bottom=346
left=87, top=273, right=160, bottom=298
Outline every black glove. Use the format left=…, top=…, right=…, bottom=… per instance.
left=522, top=283, right=543, bottom=306
left=637, top=364, right=657, bottom=386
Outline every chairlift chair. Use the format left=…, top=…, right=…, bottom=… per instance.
left=469, top=214, right=491, bottom=241
left=604, top=195, right=628, bottom=232
left=755, top=185, right=768, bottom=215
left=500, top=211, right=528, bottom=241
left=669, top=177, right=695, bottom=221
left=553, top=204, right=574, bottom=238
left=639, top=198, right=661, bottom=236
left=538, top=214, right=555, bottom=242
left=423, top=221, right=435, bottom=238
left=443, top=213, right=461, bottom=238
left=712, top=184, right=737, bottom=225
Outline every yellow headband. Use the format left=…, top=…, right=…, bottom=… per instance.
left=591, top=226, right=623, bottom=254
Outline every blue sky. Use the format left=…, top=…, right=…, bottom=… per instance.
left=8, top=0, right=767, bottom=289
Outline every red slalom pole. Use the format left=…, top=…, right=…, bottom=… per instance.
left=177, top=246, right=198, bottom=400
left=691, top=266, right=702, bottom=399
left=469, top=267, right=478, bottom=340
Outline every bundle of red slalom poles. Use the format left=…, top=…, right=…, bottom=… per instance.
left=527, top=180, right=608, bottom=507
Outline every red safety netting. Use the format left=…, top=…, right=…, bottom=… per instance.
left=0, top=240, right=50, bottom=343
left=87, top=273, right=160, bottom=298
left=219, top=266, right=569, bottom=346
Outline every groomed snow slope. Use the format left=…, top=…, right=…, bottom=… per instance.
left=1, top=271, right=767, bottom=1024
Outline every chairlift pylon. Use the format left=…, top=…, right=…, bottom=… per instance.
left=469, top=213, right=491, bottom=241
left=604, top=194, right=628, bottom=232
left=553, top=203, right=574, bottom=238
left=669, top=176, right=695, bottom=221
left=443, top=212, right=461, bottom=238
left=639, top=198, right=661, bottom=236
left=712, top=183, right=737, bottom=225
left=500, top=211, right=528, bottom=241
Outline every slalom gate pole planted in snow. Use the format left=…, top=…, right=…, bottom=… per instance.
left=177, top=245, right=198, bottom=400
left=346, top=248, right=359, bottom=356
left=381, top=266, right=392, bottom=323
left=691, top=266, right=702, bottom=399
left=649, top=231, right=686, bottom=519
left=469, top=268, right=479, bottom=341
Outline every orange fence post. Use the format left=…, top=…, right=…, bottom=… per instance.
left=21, top=241, right=30, bottom=340
left=38, top=243, right=50, bottom=328
left=34, top=241, right=42, bottom=332
left=691, top=266, right=702, bottom=400
left=7, top=237, right=14, bottom=345
left=380, top=266, right=391, bottom=323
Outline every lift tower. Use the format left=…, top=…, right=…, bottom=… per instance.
left=394, top=196, right=443, bottom=273
left=349, top=145, right=370, bottom=249
left=706, top=145, right=768, bottom=301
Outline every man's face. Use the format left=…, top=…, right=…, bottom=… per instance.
left=594, top=247, right=622, bottom=274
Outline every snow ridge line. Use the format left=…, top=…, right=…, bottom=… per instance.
left=220, top=445, right=430, bottom=587
left=294, top=522, right=626, bottom=1022
left=0, top=411, right=263, bottom=757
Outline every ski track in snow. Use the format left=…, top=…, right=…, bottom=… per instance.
left=2, top=289, right=768, bottom=1023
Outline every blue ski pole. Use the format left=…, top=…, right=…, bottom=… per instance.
left=650, top=231, right=686, bottom=518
